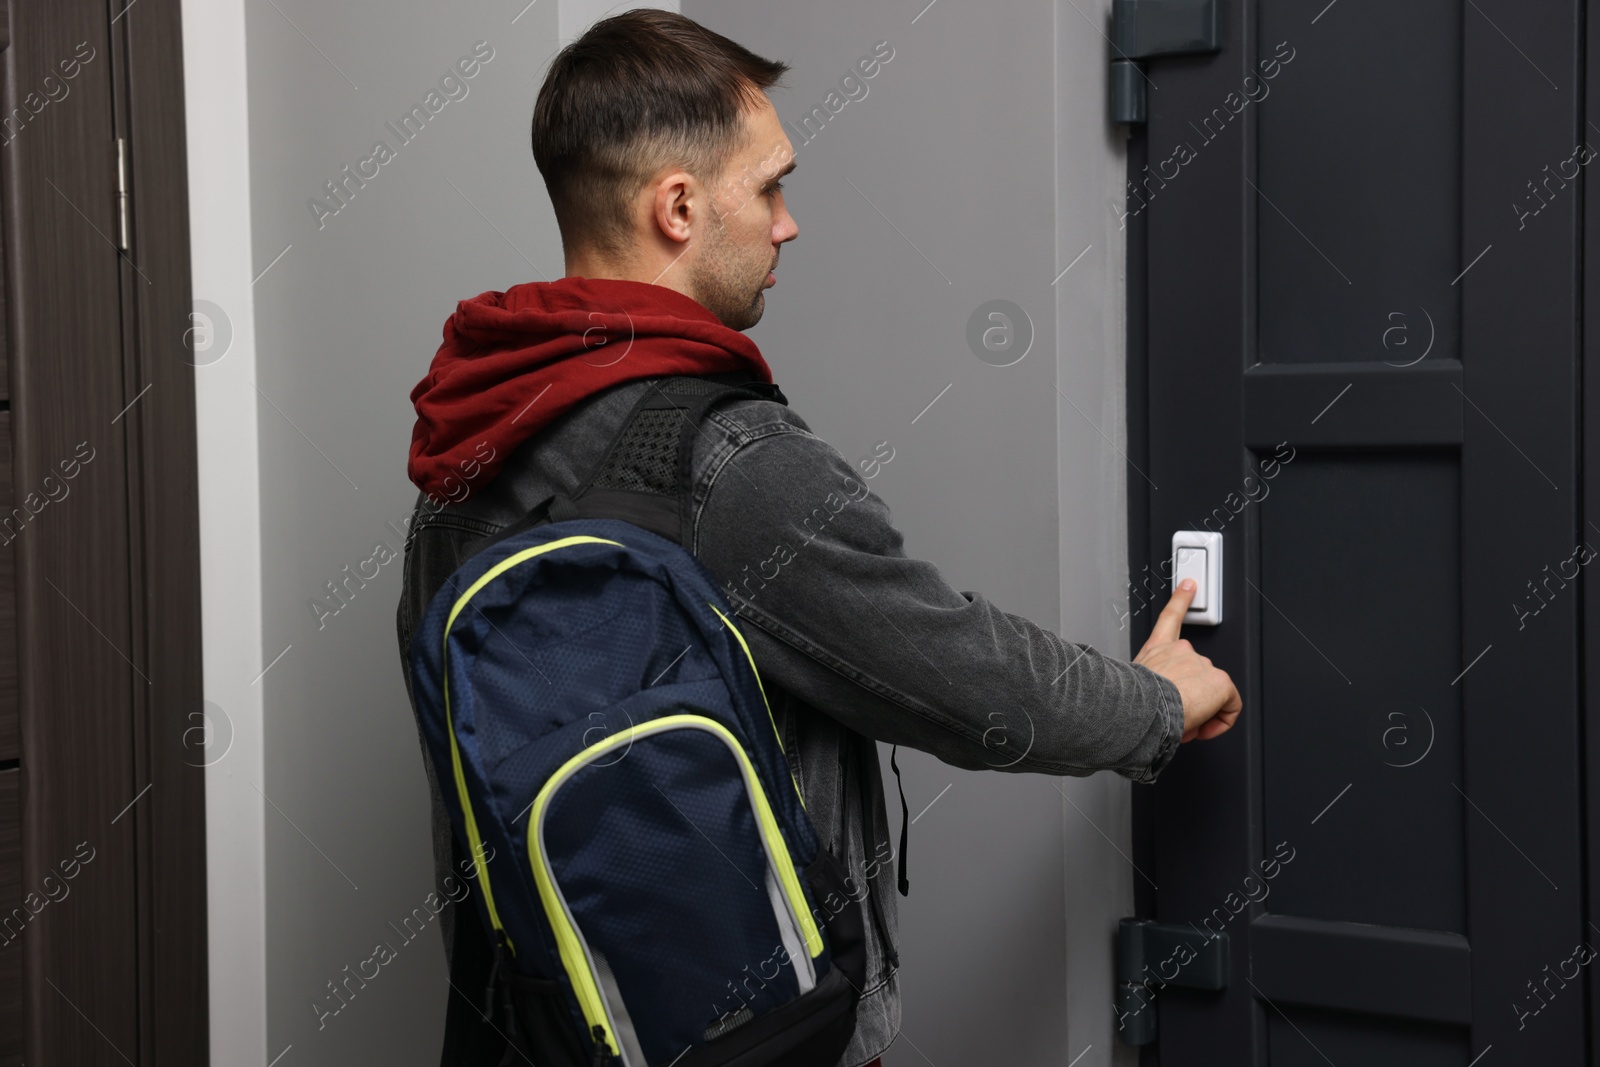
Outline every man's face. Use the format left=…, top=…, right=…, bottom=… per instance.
left=686, top=96, right=798, bottom=331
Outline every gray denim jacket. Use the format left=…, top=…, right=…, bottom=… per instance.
left=394, top=375, right=1184, bottom=1067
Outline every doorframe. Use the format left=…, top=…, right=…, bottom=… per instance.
left=117, top=0, right=210, bottom=1058
left=1122, top=101, right=1161, bottom=1067
left=1583, top=1, right=1599, bottom=1058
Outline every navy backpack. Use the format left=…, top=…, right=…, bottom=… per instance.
left=407, top=374, right=867, bottom=1067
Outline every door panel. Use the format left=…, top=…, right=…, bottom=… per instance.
left=8, top=0, right=139, bottom=1056
left=1132, top=0, right=1586, bottom=1062
left=1256, top=0, right=1463, bottom=365
left=1259, top=453, right=1465, bottom=933
left=1266, top=1005, right=1469, bottom=1067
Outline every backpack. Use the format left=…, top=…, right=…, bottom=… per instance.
left=406, top=374, right=867, bottom=1067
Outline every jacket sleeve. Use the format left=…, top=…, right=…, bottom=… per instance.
left=691, top=425, right=1185, bottom=783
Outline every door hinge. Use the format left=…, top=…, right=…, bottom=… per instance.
left=1115, top=918, right=1230, bottom=1046
left=115, top=137, right=129, bottom=251
left=1110, top=0, right=1223, bottom=126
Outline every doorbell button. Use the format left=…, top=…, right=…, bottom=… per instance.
left=1174, top=546, right=1208, bottom=610
left=1171, top=530, right=1222, bottom=625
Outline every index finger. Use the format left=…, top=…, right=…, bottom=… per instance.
left=1148, top=579, right=1196, bottom=645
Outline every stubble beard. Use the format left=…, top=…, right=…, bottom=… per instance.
left=689, top=215, right=771, bottom=332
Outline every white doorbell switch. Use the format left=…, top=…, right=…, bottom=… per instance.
left=1171, top=531, right=1222, bottom=625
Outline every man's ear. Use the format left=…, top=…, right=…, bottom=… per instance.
left=651, top=170, right=696, bottom=245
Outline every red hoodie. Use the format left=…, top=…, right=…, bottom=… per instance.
left=407, top=277, right=772, bottom=505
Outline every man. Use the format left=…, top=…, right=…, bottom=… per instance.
left=395, top=10, right=1242, bottom=1066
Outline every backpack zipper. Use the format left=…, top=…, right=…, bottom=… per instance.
left=527, top=714, right=824, bottom=1063
left=708, top=602, right=808, bottom=811
left=440, top=533, right=627, bottom=961
left=441, top=534, right=823, bottom=1061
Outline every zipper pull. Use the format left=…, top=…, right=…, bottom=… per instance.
left=482, top=935, right=508, bottom=1019
left=591, top=1023, right=611, bottom=1066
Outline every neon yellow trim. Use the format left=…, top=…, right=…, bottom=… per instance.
left=441, top=535, right=624, bottom=956
left=708, top=603, right=807, bottom=810
left=528, top=714, right=826, bottom=1053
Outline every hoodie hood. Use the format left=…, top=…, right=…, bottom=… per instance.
left=407, top=276, right=771, bottom=505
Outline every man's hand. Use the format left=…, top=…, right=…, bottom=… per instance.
left=1133, top=579, right=1242, bottom=743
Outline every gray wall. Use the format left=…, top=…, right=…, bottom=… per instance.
left=683, top=4, right=1136, bottom=1065
left=222, top=0, right=1134, bottom=1061
left=243, top=2, right=565, bottom=1061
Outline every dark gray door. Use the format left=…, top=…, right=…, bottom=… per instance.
left=1129, top=0, right=1588, bottom=1063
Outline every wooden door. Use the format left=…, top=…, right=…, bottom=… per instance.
left=0, top=0, right=206, bottom=1061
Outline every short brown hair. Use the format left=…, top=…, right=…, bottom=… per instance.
left=531, top=10, right=789, bottom=259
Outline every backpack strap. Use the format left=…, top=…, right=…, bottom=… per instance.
left=588, top=374, right=914, bottom=900
left=539, top=373, right=786, bottom=547
left=468, top=374, right=785, bottom=555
